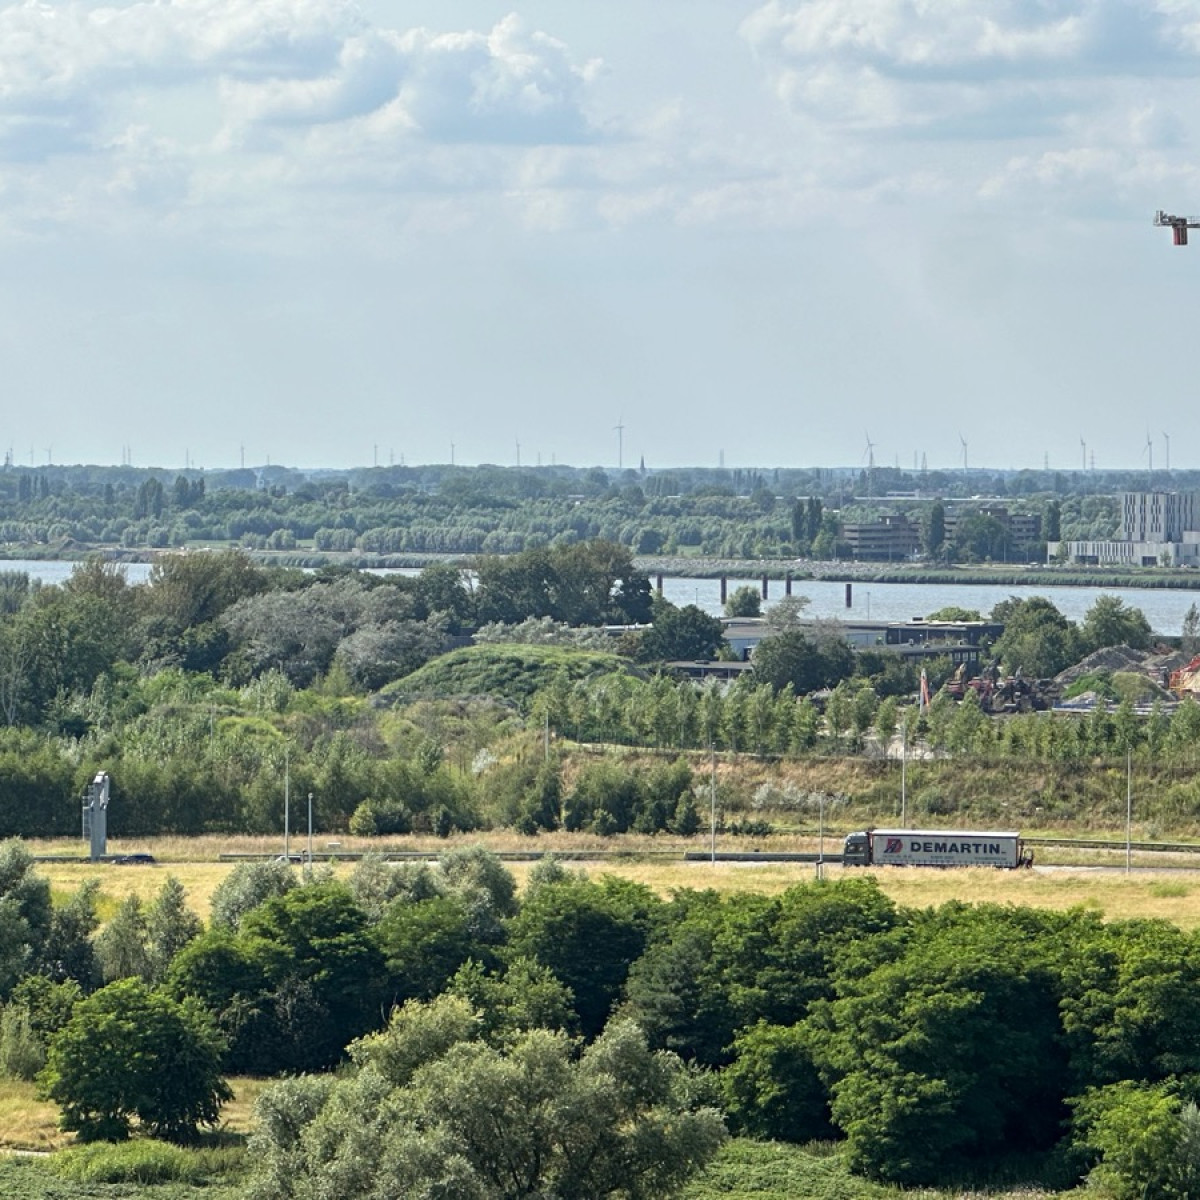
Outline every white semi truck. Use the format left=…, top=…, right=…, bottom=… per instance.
left=842, top=828, right=1031, bottom=869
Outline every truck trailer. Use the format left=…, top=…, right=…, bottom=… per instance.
left=842, top=828, right=1031, bottom=869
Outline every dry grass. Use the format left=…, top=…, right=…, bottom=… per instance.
left=867, top=865, right=1200, bottom=927
left=42, top=862, right=237, bottom=922
left=26, top=833, right=1200, bottom=929
left=219, top=1077, right=270, bottom=1137
left=0, top=1075, right=269, bottom=1154
left=507, top=860, right=1200, bottom=929
left=0, top=1080, right=70, bottom=1152
left=25, top=831, right=761, bottom=860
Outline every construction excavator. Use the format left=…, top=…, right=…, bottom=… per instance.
left=943, top=661, right=1058, bottom=714
left=1168, top=655, right=1200, bottom=698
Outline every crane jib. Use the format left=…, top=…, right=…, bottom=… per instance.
left=1154, top=210, right=1200, bottom=246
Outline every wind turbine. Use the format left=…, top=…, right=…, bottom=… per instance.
left=515, top=438, right=521, bottom=469
left=614, top=416, right=625, bottom=471
left=1080, top=436, right=1086, bottom=472
left=862, top=431, right=876, bottom=497
left=958, top=433, right=968, bottom=473
left=1145, top=430, right=1154, bottom=474
left=1164, top=431, right=1171, bottom=473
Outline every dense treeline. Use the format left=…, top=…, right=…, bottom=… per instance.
left=534, top=664, right=1187, bottom=768
left=8, top=671, right=1200, bottom=839
left=5, top=845, right=1200, bottom=1194
left=0, top=542, right=648, bottom=720
left=0, top=464, right=814, bottom=557
left=0, top=459, right=1119, bottom=561
left=0, top=544, right=1184, bottom=840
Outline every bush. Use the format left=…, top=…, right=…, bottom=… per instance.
left=209, top=860, right=295, bottom=931
left=248, top=1011, right=725, bottom=1200
left=723, top=1022, right=832, bottom=1143
left=39, top=979, right=231, bottom=1143
left=0, top=1004, right=44, bottom=1080
left=1073, top=1082, right=1200, bottom=1200
left=348, top=798, right=412, bottom=836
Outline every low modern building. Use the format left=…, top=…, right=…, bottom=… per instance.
left=722, top=617, right=1001, bottom=667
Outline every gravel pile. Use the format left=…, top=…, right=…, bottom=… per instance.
left=1055, top=645, right=1190, bottom=693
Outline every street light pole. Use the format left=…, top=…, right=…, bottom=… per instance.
left=1126, top=750, right=1132, bottom=875
left=817, top=792, right=825, bottom=881
left=283, top=747, right=290, bottom=862
left=901, top=716, right=908, bottom=827
left=308, top=791, right=314, bottom=876
left=710, top=743, right=717, bottom=865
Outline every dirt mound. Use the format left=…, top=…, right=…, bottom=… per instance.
left=1055, top=645, right=1188, bottom=695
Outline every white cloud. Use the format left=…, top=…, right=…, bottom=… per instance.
left=391, top=16, right=599, bottom=144
left=741, top=1, right=1086, bottom=77
left=217, top=13, right=600, bottom=145
left=218, top=31, right=405, bottom=130
left=741, top=1, right=1200, bottom=137
left=0, top=1, right=608, bottom=239
left=731, top=0, right=1200, bottom=225
left=3, top=0, right=1197, bottom=248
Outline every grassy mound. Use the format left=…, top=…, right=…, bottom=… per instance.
left=0, top=1150, right=244, bottom=1199
left=682, top=1140, right=887, bottom=1199
left=47, top=1139, right=246, bottom=1186
left=681, top=1138, right=1078, bottom=1199
left=379, top=643, right=643, bottom=706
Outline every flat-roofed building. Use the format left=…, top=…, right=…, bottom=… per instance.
left=840, top=514, right=921, bottom=561
left=722, top=616, right=1001, bottom=667
left=1120, top=491, right=1200, bottom=541
left=1050, top=491, right=1200, bottom=566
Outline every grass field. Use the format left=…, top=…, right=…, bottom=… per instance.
left=25, top=832, right=1200, bottom=929
left=0, top=1158, right=242, bottom=1200
left=0, top=1136, right=1080, bottom=1200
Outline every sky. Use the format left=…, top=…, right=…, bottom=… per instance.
left=2, top=0, right=1200, bottom=474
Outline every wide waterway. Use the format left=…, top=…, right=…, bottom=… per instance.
left=657, top=576, right=1200, bottom=635
left=8, top=560, right=1200, bottom=637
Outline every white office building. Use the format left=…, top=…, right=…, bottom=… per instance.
left=1050, top=492, right=1200, bottom=567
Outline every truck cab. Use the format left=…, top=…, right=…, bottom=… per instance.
left=842, top=831, right=871, bottom=867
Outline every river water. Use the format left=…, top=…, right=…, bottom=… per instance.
left=10, top=560, right=1200, bottom=637
left=656, top=577, right=1200, bottom=636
